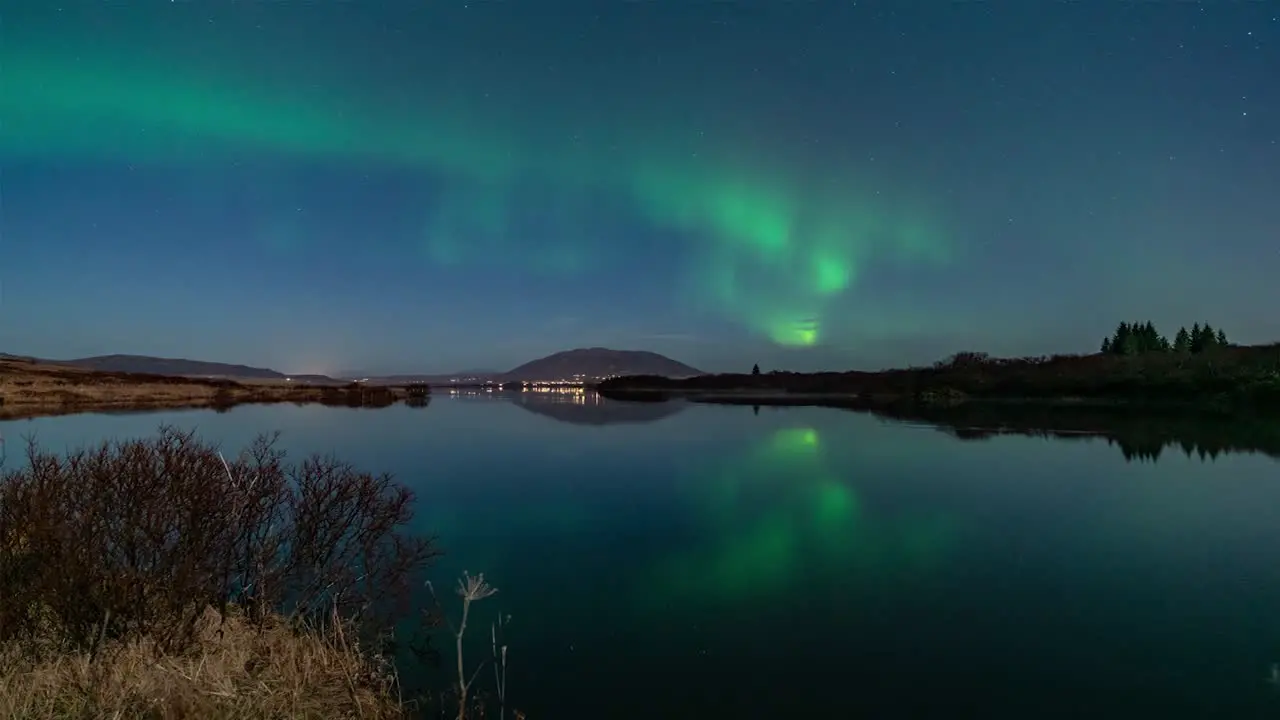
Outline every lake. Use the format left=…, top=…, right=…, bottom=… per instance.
left=5, top=390, right=1280, bottom=718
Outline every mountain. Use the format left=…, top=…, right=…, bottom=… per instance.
left=64, top=354, right=284, bottom=379
left=503, top=347, right=702, bottom=382
left=34, top=354, right=341, bottom=384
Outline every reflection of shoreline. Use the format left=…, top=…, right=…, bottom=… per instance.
left=856, top=401, right=1280, bottom=462
left=619, top=392, right=1280, bottom=462
left=510, top=390, right=687, bottom=426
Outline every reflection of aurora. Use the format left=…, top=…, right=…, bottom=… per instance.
left=649, top=426, right=956, bottom=604
left=5, top=12, right=951, bottom=347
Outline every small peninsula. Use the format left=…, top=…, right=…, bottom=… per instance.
left=0, top=356, right=419, bottom=420
left=598, top=322, right=1280, bottom=411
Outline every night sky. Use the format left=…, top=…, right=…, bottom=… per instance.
left=3, top=2, right=1277, bottom=376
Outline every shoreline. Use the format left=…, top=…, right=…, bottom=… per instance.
left=595, top=344, right=1280, bottom=412
left=594, top=386, right=1245, bottom=412
left=0, top=358, right=424, bottom=421
left=604, top=386, right=1244, bottom=409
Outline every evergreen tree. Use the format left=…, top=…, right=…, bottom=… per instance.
left=1216, top=328, right=1228, bottom=347
left=1123, top=321, right=1144, bottom=355
left=1111, top=322, right=1131, bottom=355
left=1101, top=337, right=1112, bottom=353
left=752, top=363, right=760, bottom=376
left=1190, top=323, right=1204, bottom=353
left=1146, top=320, right=1167, bottom=351
left=1174, top=326, right=1191, bottom=352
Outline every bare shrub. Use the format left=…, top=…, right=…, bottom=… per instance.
left=934, top=351, right=991, bottom=370
left=0, top=426, right=439, bottom=658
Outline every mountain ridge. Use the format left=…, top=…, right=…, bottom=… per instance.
left=502, top=347, right=702, bottom=381
left=0, top=353, right=340, bottom=384
left=1, top=347, right=704, bottom=385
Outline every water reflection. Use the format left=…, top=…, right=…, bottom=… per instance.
left=682, top=396, right=1280, bottom=464
left=511, top=391, right=686, bottom=426
left=646, top=425, right=955, bottom=609
left=7, top=395, right=1280, bottom=717
left=444, top=387, right=1280, bottom=463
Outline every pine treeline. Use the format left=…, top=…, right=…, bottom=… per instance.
left=1100, top=321, right=1229, bottom=356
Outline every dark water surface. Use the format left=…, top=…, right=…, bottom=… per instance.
left=5, top=391, right=1280, bottom=718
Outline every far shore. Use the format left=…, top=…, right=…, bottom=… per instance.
left=596, top=343, right=1280, bottom=412
left=597, top=386, right=1134, bottom=407
left=0, top=358, right=427, bottom=421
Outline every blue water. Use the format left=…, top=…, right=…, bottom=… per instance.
left=5, top=392, right=1280, bottom=718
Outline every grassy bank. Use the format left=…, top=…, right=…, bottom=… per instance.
left=598, top=343, right=1280, bottom=409
left=0, top=608, right=406, bottom=719
left=0, top=428, right=441, bottom=718
left=0, top=358, right=417, bottom=419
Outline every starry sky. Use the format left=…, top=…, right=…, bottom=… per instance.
left=2, top=2, right=1277, bottom=376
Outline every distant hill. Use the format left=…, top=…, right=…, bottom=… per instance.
left=64, top=354, right=284, bottom=379
left=3, top=348, right=700, bottom=386
left=14, top=353, right=342, bottom=384
left=503, top=347, right=702, bottom=382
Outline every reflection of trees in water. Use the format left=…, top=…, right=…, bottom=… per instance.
left=938, top=409, right=1280, bottom=463
left=1110, top=438, right=1227, bottom=464
left=930, top=425, right=1252, bottom=463
left=796, top=400, right=1280, bottom=464
left=688, top=394, right=1280, bottom=463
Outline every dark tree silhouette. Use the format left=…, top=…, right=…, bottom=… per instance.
left=752, top=364, right=761, bottom=376
left=1103, top=320, right=1169, bottom=355
left=1174, top=326, right=1191, bottom=352
left=1100, top=320, right=1237, bottom=356
left=1185, top=322, right=1227, bottom=353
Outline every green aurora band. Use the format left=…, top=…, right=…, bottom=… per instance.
left=3, top=33, right=951, bottom=347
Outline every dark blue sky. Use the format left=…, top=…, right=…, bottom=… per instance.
left=3, top=2, right=1276, bottom=375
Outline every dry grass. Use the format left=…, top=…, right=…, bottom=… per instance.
left=0, top=359, right=406, bottom=419
left=0, top=606, right=410, bottom=719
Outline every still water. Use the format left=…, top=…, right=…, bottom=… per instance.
left=5, top=391, right=1280, bottom=718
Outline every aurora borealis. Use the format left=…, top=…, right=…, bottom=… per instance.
left=4, top=3, right=1277, bottom=373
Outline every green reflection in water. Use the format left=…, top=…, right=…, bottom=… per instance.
left=645, top=426, right=956, bottom=608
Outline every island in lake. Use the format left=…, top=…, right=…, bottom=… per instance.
left=598, top=321, right=1280, bottom=411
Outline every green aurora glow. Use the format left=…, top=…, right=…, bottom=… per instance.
left=3, top=29, right=951, bottom=347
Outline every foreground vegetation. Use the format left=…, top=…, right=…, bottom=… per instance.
left=0, top=357, right=422, bottom=419
left=600, top=321, right=1280, bottom=409
left=0, top=608, right=404, bottom=719
left=0, top=428, right=509, bottom=719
